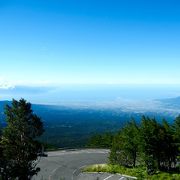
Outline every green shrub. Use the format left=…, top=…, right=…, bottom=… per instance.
left=83, top=164, right=180, bottom=180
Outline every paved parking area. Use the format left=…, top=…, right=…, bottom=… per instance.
left=33, top=149, right=136, bottom=180
left=33, top=149, right=109, bottom=180
left=77, top=173, right=131, bottom=180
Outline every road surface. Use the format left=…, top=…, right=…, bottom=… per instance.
left=33, top=149, right=109, bottom=180
left=33, top=149, right=136, bottom=180
left=78, top=173, right=134, bottom=180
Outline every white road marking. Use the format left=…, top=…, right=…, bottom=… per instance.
left=103, top=174, right=114, bottom=180
left=118, top=173, right=137, bottom=179
left=48, top=164, right=62, bottom=180
left=52, top=167, right=58, bottom=174
left=48, top=167, right=58, bottom=180
left=47, top=158, right=63, bottom=180
left=119, top=177, right=125, bottom=180
left=72, top=165, right=87, bottom=180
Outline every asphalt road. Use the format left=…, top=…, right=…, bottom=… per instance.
left=32, top=149, right=109, bottom=180
left=78, top=173, right=131, bottom=180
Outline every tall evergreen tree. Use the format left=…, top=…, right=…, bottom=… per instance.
left=174, top=115, right=180, bottom=143
left=109, top=133, right=121, bottom=165
left=174, top=115, right=180, bottom=164
left=120, top=119, right=140, bottom=167
left=140, top=116, right=161, bottom=174
left=109, top=119, right=140, bottom=167
left=0, top=126, right=8, bottom=179
left=140, top=116, right=179, bottom=173
left=161, top=119, right=179, bottom=170
left=1, top=99, right=44, bottom=180
left=109, top=115, right=180, bottom=175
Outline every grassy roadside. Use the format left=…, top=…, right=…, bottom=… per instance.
left=83, top=164, right=180, bottom=180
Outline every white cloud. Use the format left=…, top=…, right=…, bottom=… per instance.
left=0, top=77, right=15, bottom=89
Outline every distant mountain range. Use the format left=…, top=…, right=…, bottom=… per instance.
left=157, top=96, right=180, bottom=109
left=0, top=97, right=179, bottom=148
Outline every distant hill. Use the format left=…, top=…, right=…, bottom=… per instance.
left=0, top=100, right=177, bottom=148
left=0, top=101, right=11, bottom=125
left=157, top=96, right=180, bottom=109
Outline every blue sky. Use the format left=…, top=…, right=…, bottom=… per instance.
left=0, top=0, right=180, bottom=87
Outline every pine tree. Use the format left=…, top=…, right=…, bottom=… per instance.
left=109, top=119, right=140, bottom=167
left=140, top=116, right=160, bottom=174
left=174, top=115, right=180, bottom=143
left=174, top=115, right=180, bottom=165
left=1, top=99, right=44, bottom=180
left=120, top=119, right=140, bottom=167
left=109, top=134, right=120, bottom=165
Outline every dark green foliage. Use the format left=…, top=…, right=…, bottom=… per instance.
left=1, top=101, right=174, bottom=148
left=109, top=146, right=118, bottom=165
left=109, top=119, right=140, bottom=167
left=87, top=132, right=113, bottom=148
left=109, top=116, right=180, bottom=175
left=38, top=108, right=127, bottom=148
left=109, top=134, right=120, bottom=165
left=41, top=142, right=58, bottom=151
left=174, top=115, right=180, bottom=143
left=140, top=116, right=161, bottom=172
left=0, top=99, right=44, bottom=180
left=140, top=117, right=179, bottom=172
left=120, top=120, right=140, bottom=167
left=0, top=127, right=8, bottom=180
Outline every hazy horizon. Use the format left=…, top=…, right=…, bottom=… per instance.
left=0, top=84, right=180, bottom=105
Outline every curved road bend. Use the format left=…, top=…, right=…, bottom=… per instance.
left=33, top=149, right=109, bottom=180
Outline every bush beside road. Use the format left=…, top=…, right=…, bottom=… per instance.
left=83, top=164, right=180, bottom=180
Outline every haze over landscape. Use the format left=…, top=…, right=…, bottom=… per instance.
left=0, top=85, right=180, bottom=115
